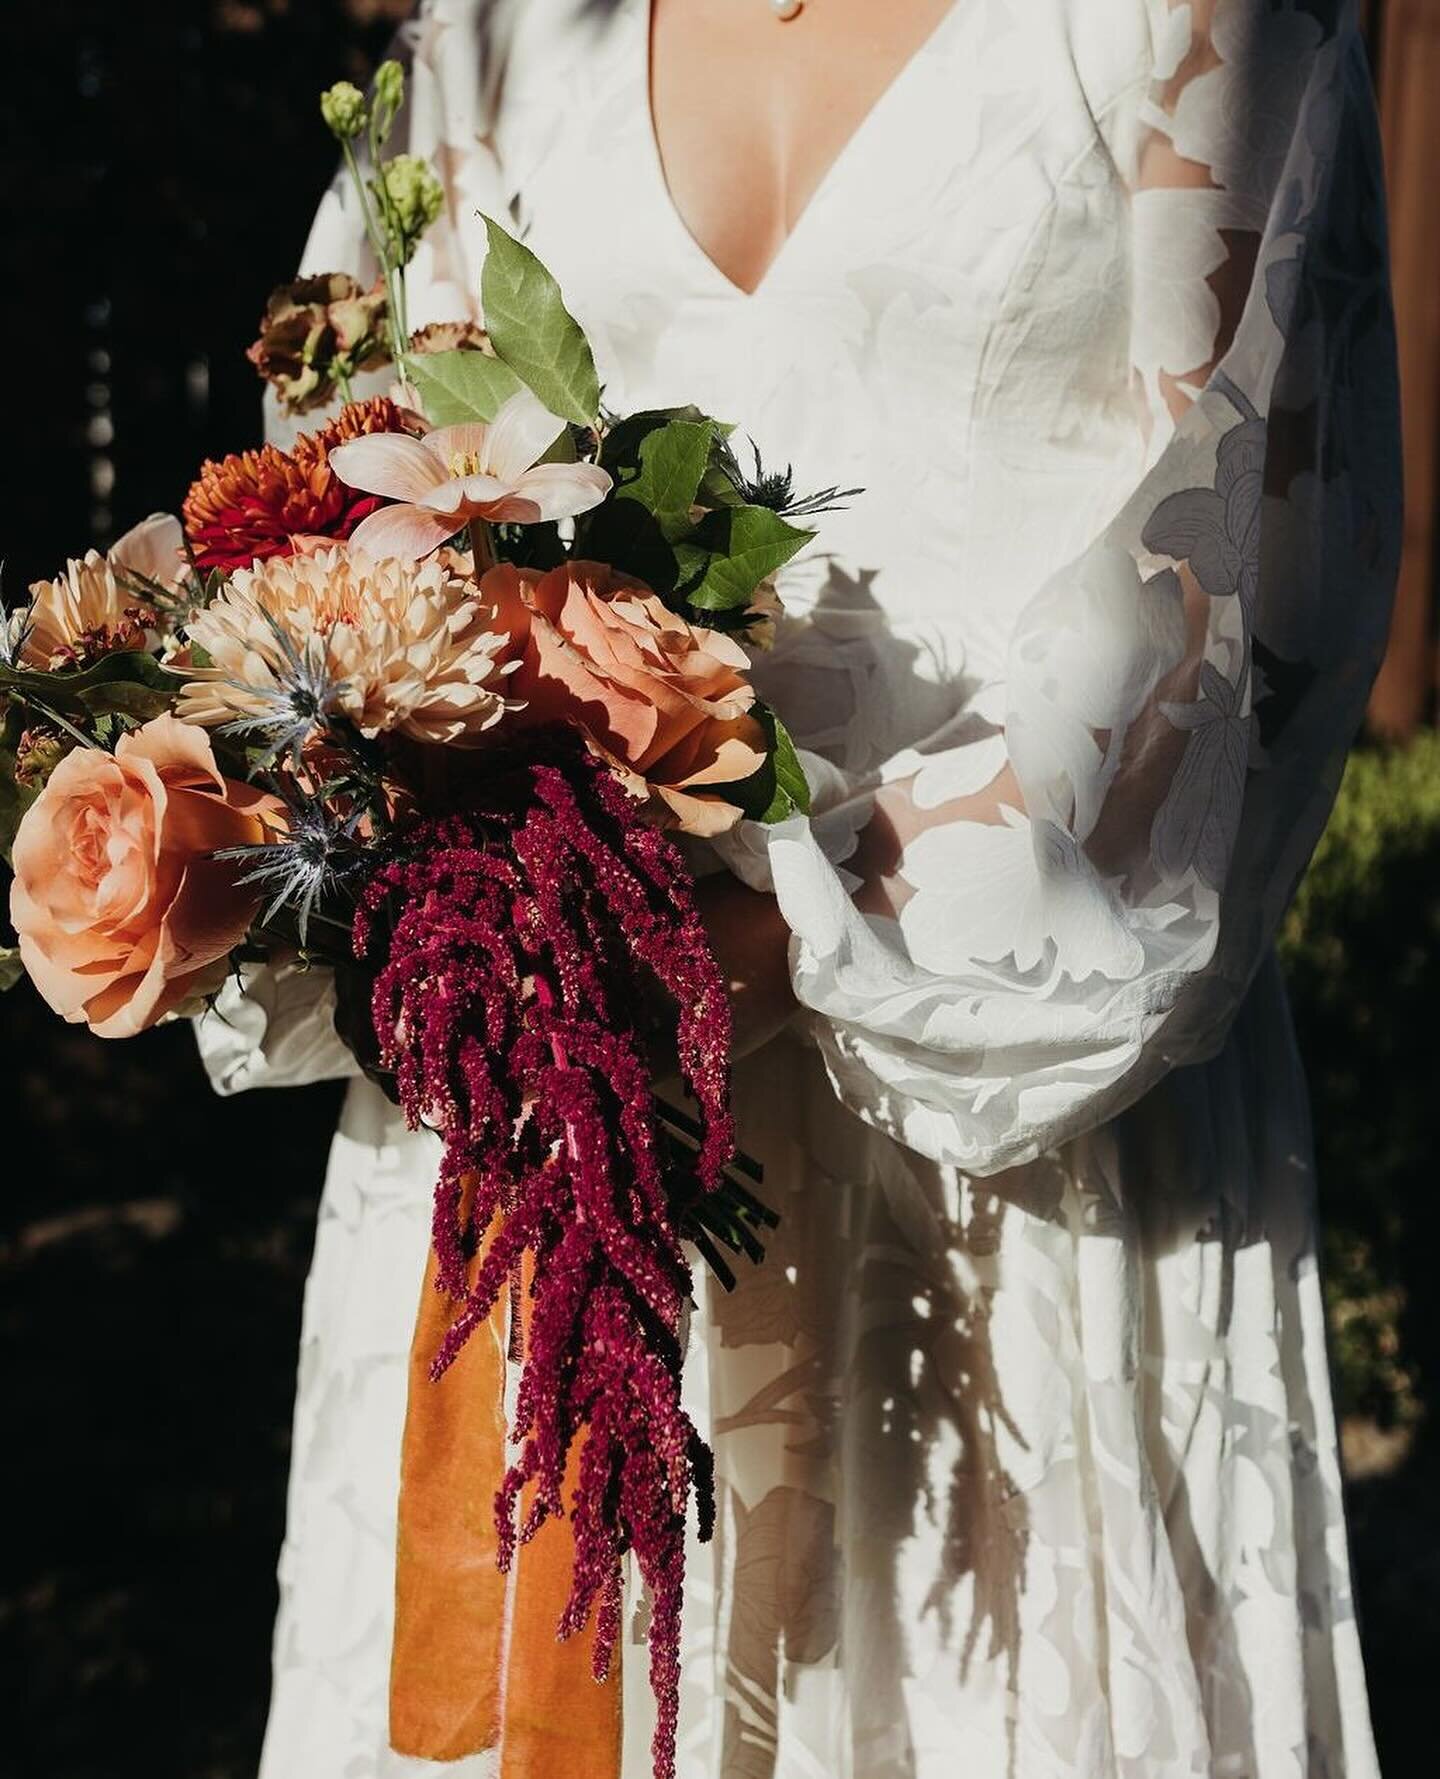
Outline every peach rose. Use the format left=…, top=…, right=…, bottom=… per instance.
left=10, top=716, right=279, bottom=1037
left=486, top=560, right=767, bottom=836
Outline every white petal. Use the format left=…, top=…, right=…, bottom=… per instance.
left=483, top=388, right=568, bottom=481
left=347, top=503, right=460, bottom=563
left=420, top=473, right=512, bottom=519
left=507, top=461, right=613, bottom=522
left=424, top=423, right=492, bottom=468
left=329, top=434, right=447, bottom=503
left=110, top=512, right=184, bottom=584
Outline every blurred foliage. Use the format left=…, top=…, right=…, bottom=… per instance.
left=1278, top=729, right=1440, bottom=1432
left=1275, top=729, right=1440, bottom=1777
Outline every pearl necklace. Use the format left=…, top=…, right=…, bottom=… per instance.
left=770, top=0, right=803, bottom=18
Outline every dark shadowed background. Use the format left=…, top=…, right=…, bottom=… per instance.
left=1, top=3, right=1436, bottom=1775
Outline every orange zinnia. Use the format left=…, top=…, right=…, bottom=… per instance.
left=183, top=396, right=405, bottom=572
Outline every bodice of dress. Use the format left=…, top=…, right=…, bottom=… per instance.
left=424, top=0, right=1152, bottom=704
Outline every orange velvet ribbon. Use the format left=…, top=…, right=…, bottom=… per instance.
left=389, top=1220, right=623, bottom=1775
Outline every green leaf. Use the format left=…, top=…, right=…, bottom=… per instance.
left=674, top=505, right=812, bottom=612
left=408, top=348, right=523, bottom=425
left=0, top=649, right=186, bottom=716
left=0, top=946, right=24, bottom=993
left=696, top=460, right=746, bottom=509
left=480, top=215, right=601, bottom=425
left=537, top=425, right=579, bottom=465
left=613, top=419, right=715, bottom=542
left=708, top=704, right=811, bottom=825
left=579, top=416, right=720, bottom=592
left=599, top=406, right=713, bottom=466
left=756, top=710, right=811, bottom=822
left=78, top=680, right=178, bottom=722
left=0, top=747, right=38, bottom=866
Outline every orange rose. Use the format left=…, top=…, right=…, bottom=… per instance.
left=10, top=716, right=279, bottom=1037
left=485, top=561, right=766, bottom=836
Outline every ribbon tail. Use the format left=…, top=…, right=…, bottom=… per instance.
left=500, top=1246, right=623, bottom=1775
left=389, top=1237, right=508, bottom=1761
left=389, top=1224, right=624, bottom=1776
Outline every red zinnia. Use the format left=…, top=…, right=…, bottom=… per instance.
left=183, top=396, right=405, bottom=572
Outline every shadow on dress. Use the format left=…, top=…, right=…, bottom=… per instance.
left=701, top=1042, right=1034, bottom=1779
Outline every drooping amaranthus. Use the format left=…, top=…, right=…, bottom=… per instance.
left=352, top=734, right=734, bottom=1779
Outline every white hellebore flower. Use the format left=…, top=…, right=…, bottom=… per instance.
left=327, top=387, right=611, bottom=562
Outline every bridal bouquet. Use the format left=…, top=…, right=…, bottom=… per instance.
left=0, top=62, right=839, bottom=1779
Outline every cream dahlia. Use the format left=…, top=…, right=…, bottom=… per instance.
left=177, top=545, right=519, bottom=748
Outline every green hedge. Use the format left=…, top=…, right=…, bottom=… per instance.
left=1279, top=729, right=1440, bottom=1426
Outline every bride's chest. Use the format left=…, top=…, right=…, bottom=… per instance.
left=485, top=1, right=1148, bottom=438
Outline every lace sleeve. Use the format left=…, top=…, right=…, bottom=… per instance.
left=718, top=0, right=1400, bottom=1172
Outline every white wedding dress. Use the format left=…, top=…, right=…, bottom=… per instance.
left=197, top=3, right=1399, bottom=1774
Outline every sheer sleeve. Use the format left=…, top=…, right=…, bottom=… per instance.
left=718, top=0, right=1400, bottom=1173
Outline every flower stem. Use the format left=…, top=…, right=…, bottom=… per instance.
left=468, top=519, right=497, bottom=577
left=367, top=110, right=414, bottom=384
left=340, top=138, right=412, bottom=387
left=341, top=138, right=388, bottom=276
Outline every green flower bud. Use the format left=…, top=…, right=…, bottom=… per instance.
left=321, top=80, right=368, bottom=142
left=371, top=155, right=445, bottom=266
left=371, top=59, right=405, bottom=145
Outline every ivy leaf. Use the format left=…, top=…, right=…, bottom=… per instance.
left=481, top=215, right=601, bottom=426
left=0, top=946, right=24, bottom=993
left=610, top=418, right=716, bottom=542
left=710, top=705, right=811, bottom=824
left=579, top=415, right=720, bottom=591
left=598, top=406, right=723, bottom=468
left=696, top=460, right=746, bottom=509
left=674, top=505, right=811, bottom=612
left=408, top=348, right=523, bottom=425
left=601, top=406, right=740, bottom=507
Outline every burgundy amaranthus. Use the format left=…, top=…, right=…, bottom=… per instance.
left=353, top=737, right=734, bottom=1779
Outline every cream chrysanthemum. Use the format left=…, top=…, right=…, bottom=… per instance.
left=177, top=546, right=520, bottom=748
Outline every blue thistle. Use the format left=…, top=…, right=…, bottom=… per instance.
left=217, top=605, right=350, bottom=771
left=215, top=783, right=371, bottom=943
left=720, top=438, right=862, bottom=520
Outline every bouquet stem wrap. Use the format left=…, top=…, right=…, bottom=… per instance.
left=355, top=738, right=734, bottom=1779
left=390, top=1227, right=623, bottom=1773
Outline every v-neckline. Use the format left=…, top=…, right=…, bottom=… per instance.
left=639, top=0, right=964, bottom=301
